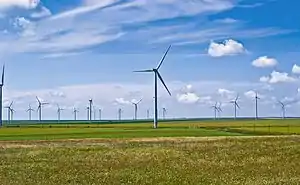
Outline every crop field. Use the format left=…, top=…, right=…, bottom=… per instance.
left=0, top=119, right=299, bottom=184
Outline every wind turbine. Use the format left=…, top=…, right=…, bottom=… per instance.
left=99, top=108, right=102, bottom=121
left=132, top=98, right=142, bottom=120
left=147, top=109, right=150, bottom=119
left=162, top=108, right=167, bottom=120
left=4, top=101, right=13, bottom=124
left=118, top=108, right=122, bottom=120
left=73, top=108, right=79, bottom=121
left=0, top=65, right=5, bottom=127
left=134, top=45, right=172, bottom=128
left=26, top=104, right=34, bottom=121
left=211, top=102, right=219, bottom=120
left=57, top=104, right=64, bottom=123
left=255, top=92, right=260, bottom=120
left=89, top=99, right=93, bottom=121
left=278, top=101, right=286, bottom=119
left=36, top=96, right=49, bottom=122
left=230, top=94, right=240, bottom=120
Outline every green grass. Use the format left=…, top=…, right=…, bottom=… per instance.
left=0, top=119, right=300, bottom=141
left=0, top=136, right=299, bottom=185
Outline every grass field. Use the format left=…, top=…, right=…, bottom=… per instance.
left=0, top=136, right=299, bottom=185
left=0, top=119, right=299, bottom=140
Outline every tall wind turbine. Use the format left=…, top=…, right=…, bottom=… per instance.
left=57, top=104, right=64, bottom=123
left=0, top=65, right=5, bottom=127
left=134, top=45, right=172, bottom=128
left=230, top=94, right=240, bottom=120
left=36, top=96, right=49, bottom=122
left=73, top=108, right=79, bottom=121
left=278, top=101, right=286, bottom=119
left=255, top=92, right=260, bottom=120
left=26, top=104, right=34, bottom=121
left=132, top=99, right=142, bottom=120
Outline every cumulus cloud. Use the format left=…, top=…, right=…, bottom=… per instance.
left=208, top=39, right=246, bottom=57
left=252, top=56, right=278, bottom=68
left=0, top=0, right=39, bottom=9
left=292, top=64, right=300, bottom=74
left=260, top=71, right=297, bottom=84
left=114, top=98, right=131, bottom=105
left=177, top=93, right=200, bottom=104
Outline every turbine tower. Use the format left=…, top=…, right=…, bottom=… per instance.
left=36, top=96, right=49, bottom=122
left=278, top=101, right=286, bottom=119
left=26, top=104, right=34, bottom=121
left=89, top=99, right=93, bottom=121
left=57, top=104, right=64, bottom=123
left=134, top=45, right=172, bottom=128
left=255, top=92, right=260, bottom=120
left=132, top=99, right=142, bottom=120
left=86, top=107, right=90, bottom=120
left=73, top=108, right=79, bottom=121
left=0, top=65, right=5, bottom=127
left=230, top=94, right=240, bottom=120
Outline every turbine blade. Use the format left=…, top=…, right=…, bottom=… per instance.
left=156, top=45, right=172, bottom=70
left=157, top=71, right=171, bottom=96
left=36, top=96, right=41, bottom=103
left=133, top=69, right=153, bottom=73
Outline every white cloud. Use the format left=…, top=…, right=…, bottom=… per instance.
left=0, top=0, right=39, bottom=9
left=252, top=56, right=278, bottom=68
left=260, top=71, right=297, bottom=84
left=114, top=98, right=131, bottom=105
left=31, top=6, right=52, bottom=18
left=208, top=39, right=246, bottom=57
left=292, top=64, right=300, bottom=74
left=177, top=93, right=200, bottom=104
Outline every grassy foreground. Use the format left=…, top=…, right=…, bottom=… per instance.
left=0, top=136, right=299, bottom=185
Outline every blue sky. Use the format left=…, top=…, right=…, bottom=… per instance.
left=1, top=0, right=300, bottom=120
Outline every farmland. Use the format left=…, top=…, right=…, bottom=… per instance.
left=0, top=119, right=299, bottom=185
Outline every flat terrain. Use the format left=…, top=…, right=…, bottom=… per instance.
left=0, top=119, right=299, bottom=140
left=0, top=136, right=299, bottom=185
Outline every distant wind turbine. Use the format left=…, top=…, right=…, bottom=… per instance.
left=132, top=99, right=142, bottom=120
left=255, top=92, right=260, bottom=120
left=0, top=65, right=5, bottom=127
left=162, top=108, right=167, bottom=120
left=26, top=104, right=34, bottom=121
left=118, top=108, right=122, bottom=120
left=230, top=94, right=240, bottom=120
left=99, top=108, right=102, bottom=121
left=89, top=99, right=93, bottom=121
left=57, top=104, right=64, bottom=123
left=278, top=101, right=286, bottom=119
left=73, top=108, right=79, bottom=121
left=4, top=101, right=13, bottom=124
left=36, top=96, right=49, bottom=122
left=134, top=45, right=172, bottom=128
